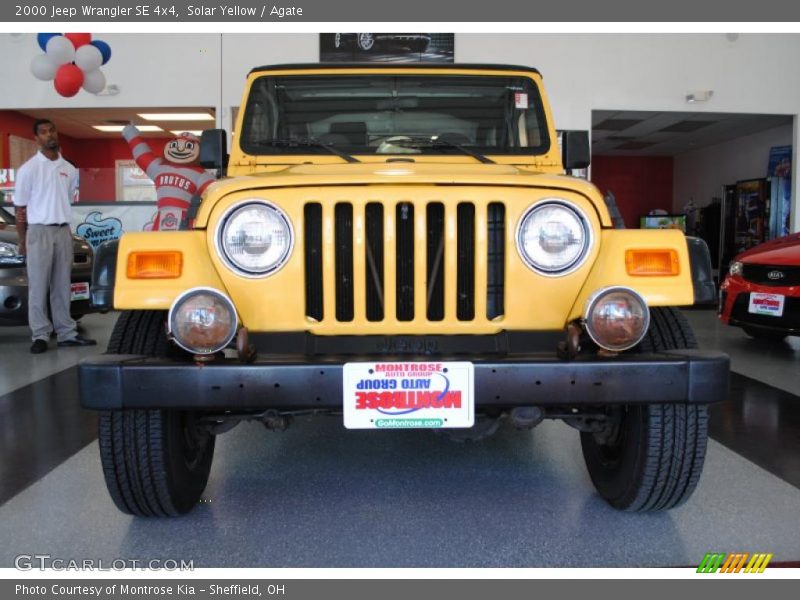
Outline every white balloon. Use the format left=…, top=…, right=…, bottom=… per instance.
left=75, top=44, right=103, bottom=73
left=45, top=35, right=75, bottom=65
left=30, top=54, right=58, bottom=81
left=82, top=69, right=106, bottom=94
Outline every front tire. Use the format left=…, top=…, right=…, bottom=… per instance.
left=580, top=307, right=709, bottom=511
left=98, top=311, right=215, bottom=517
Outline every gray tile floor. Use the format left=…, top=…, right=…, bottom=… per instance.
left=0, top=313, right=115, bottom=397
left=1, top=309, right=799, bottom=567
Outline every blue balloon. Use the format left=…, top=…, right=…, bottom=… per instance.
left=36, top=33, right=61, bottom=52
left=90, top=40, right=112, bottom=65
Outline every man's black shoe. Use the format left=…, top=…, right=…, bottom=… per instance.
left=57, top=335, right=97, bottom=347
left=30, top=339, right=48, bottom=354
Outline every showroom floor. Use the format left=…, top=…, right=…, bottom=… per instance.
left=0, top=310, right=799, bottom=568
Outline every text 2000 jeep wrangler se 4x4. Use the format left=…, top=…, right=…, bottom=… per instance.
left=81, top=64, right=728, bottom=516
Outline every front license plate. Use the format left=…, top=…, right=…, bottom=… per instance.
left=748, top=292, right=784, bottom=317
left=343, top=361, right=474, bottom=430
left=70, top=282, right=90, bottom=302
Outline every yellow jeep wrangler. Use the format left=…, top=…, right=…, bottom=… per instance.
left=81, top=64, right=728, bottom=517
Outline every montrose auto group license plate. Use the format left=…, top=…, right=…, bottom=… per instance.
left=70, top=282, right=90, bottom=302
left=748, top=292, right=785, bottom=317
left=343, top=361, right=474, bottom=429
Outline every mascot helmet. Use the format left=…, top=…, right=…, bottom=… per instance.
left=164, top=132, right=201, bottom=164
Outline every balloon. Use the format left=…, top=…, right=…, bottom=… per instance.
left=75, top=44, right=103, bottom=72
left=54, top=64, right=84, bottom=97
left=30, top=54, right=59, bottom=81
left=81, top=69, right=106, bottom=94
left=64, top=33, right=92, bottom=49
left=46, top=35, right=75, bottom=65
left=90, top=40, right=112, bottom=65
left=36, top=33, right=60, bottom=52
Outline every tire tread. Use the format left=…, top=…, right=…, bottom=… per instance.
left=582, top=307, right=709, bottom=511
left=98, top=310, right=210, bottom=517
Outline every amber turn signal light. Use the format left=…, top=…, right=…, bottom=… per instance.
left=127, top=251, right=183, bottom=279
left=625, top=249, right=680, bottom=276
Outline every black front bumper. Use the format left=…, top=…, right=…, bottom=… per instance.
left=80, top=350, right=729, bottom=411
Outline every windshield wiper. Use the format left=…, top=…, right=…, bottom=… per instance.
left=391, top=136, right=496, bottom=164
left=255, top=138, right=361, bottom=163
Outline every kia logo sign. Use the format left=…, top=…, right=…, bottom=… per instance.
left=767, top=270, right=784, bottom=280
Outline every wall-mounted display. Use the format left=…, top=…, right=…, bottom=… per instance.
left=320, top=33, right=454, bottom=63
left=640, top=214, right=687, bottom=231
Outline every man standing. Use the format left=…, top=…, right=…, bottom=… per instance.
left=14, top=119, right=96, bottom=353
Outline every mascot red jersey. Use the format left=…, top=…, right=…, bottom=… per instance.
left=123, top=123, right=215, bottom=230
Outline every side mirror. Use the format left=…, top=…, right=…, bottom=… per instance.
left=561, top=130, right=590, bottom=171
left=200, top=129, right=228, bottom=175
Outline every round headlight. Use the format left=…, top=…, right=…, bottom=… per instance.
left=168, top=288, right=238, bottom=355
left=217, top=201, right=293, bottom=277
left=729, top=261, right=743, bottom=277
left=0, top=241, right=19, bottom=258
left=516, top=200, right=591, bottom=275
left=584, top=287, right=650, bottom=352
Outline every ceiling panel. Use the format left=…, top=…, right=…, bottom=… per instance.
left=16, top=107, right=216, bottom=139
left=591, top=110, right=793, bottom=156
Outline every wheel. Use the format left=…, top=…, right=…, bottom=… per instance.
left=743, top=326, right=786, bottom=342
left=357, top=33, right=375, bottom=51
left=580, top=307, right=709, bottom=511
left=98, top=311, right=215, bottom=516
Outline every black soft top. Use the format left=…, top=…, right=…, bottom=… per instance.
left=248, top=63, right=542, bottom=77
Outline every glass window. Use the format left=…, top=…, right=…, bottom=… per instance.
left=241, top=74, right=550, bottom=157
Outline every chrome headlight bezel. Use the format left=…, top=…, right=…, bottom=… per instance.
left=215, top=200, right=294, bottom=278
left=515, top=199, right=593, bottom=277
left=167, top=286, right=238, bottom=355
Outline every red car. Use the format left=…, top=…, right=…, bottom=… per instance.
left=719, top=232, right=800, bottom=340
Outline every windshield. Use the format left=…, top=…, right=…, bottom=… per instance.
left=240, top=74, right=550, bottom=158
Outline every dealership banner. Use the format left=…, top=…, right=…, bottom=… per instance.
left=2, top=0, right=800, bottom=22
left=71, top=203, right=156, bottom=249
left=2, top=579, right=797, bottom=600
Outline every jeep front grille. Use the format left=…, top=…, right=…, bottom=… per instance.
left=303, top=200, right=505, bottom=325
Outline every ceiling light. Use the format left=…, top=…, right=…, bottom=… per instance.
left=93, top=125, right=164, bottom=132
left=138, top=113, right=214, bottom=121
left=169, top=130, right=203, bottom=136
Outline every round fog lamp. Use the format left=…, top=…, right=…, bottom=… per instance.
left=168, top=288, right=238, bottom=354
left=584, top=287, right=650, bottom=352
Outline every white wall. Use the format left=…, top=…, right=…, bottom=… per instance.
left=2, top=32, right=798, bottom=228
left=219, top=34, right=319, bottom=132
left=456, top=33, right=800, bottom=128
left=673, top=124, right=793, bottom=209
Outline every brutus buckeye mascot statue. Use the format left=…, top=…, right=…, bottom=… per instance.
left=123, top=124, right=215, bottom=230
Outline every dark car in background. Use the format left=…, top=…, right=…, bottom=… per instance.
left=719, top=232, right=800, bottom=341
left=333, top=33, right=431, bottom=53
left=0, top=206, right=95, bottom=326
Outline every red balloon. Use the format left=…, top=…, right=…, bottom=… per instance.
left=54, top=64, right=84, bottom=97
left=64, top=33, right=92, bottom=49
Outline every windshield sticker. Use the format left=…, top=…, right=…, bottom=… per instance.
left=515, top=93, right=529, bottom=109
